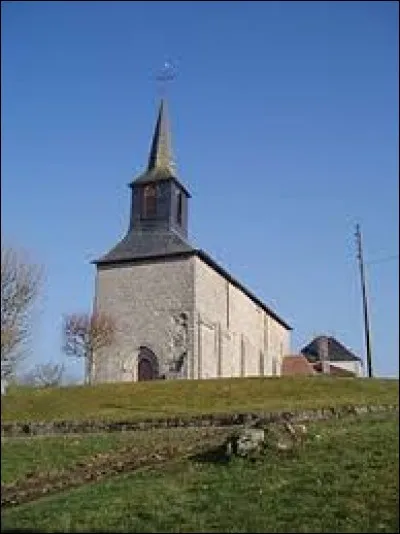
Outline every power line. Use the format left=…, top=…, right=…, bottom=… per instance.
left=366, top=254, right=399, bottom=266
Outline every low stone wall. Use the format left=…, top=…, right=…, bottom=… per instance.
left=1, top=403, right=398, bottom=438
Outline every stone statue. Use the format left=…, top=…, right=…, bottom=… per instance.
left=168, top=312, right=188, bottom=374
left=121, top=358, right=134, bottom=381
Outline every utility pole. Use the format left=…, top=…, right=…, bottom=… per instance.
left=355, top=224, right=373, bottom=378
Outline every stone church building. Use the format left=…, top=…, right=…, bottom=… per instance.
left=91, top=99, right=291, bottom=383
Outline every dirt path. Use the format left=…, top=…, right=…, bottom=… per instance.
left=1, top=428, right=231, bottom=508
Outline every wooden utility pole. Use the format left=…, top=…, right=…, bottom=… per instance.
left=355, top=224, right=373, bottom=378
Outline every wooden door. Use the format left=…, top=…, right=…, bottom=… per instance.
left=138, top=357, right=154, bottom=381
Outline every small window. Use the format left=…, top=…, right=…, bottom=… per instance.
left=176, top=192, right=183, bottom=225
left=143, top=184, right=157, bottom=218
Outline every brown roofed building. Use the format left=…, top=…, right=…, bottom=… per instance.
left=281, top=355, right=316, bottom=376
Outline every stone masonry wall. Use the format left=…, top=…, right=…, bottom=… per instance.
left=2, top=404, right=397, bottom=437
left=268, top=319, right=290, bottom=376
left=193, top=256, right=291, bottom=379
left=92, top=254, right=290, bottom=383
left=92, top=256, right=194, bottom=383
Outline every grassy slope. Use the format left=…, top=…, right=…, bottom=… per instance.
left=1, top=432, right=140, bottom=484
left=2, top=376, right=398, bottom=423
left=2, top=413, right=398, bottom=533
left=1, top=427, right=230, bottom=485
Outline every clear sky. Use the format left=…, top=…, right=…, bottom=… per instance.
left=1, top=1, right=399, bottom=380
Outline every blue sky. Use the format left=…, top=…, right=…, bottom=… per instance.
left=2, top=1, right=398, bottom=379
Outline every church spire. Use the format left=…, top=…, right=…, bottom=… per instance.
left=130, top=97, right=190, bottom=197
left=147, top=98, right=175, bottom=174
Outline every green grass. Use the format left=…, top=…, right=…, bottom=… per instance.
left=1, top=427, right=229, bottom=484
left=2, top=376, right=398, bottom=423
left=1, top=433, right=122, bottom=484
left=1, top=413, right=398, bottom=533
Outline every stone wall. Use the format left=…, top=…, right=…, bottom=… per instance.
left=92, top=253, right=290, bottom=383
left=193, top=256, right=291, bottom=379
left=93, top=256, right=194, bottom=383
left=2, top=404, right=397, bottom=438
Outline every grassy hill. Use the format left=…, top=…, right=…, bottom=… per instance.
left=1, top=376, right=398, bottom=423
left=2, top=377, right=398, bottom=532
left=1, top=412, right=398, bottom=532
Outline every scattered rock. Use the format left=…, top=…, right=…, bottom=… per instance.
left=224, top=420, right=309, bottom=459
left=276, top=441, right=291, bottom=451
left=226, top=428, right=265, bottom=458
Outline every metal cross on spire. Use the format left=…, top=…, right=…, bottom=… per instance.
left=148, top=60, right=178, bottom=173
left=156, top=60, right=177, bottom=99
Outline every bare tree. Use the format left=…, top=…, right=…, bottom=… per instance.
left=62, top=312, right=115, bottom=384
left=1, top=245, right=43, bottom=381
left=22, top=362, right=65, bottom=388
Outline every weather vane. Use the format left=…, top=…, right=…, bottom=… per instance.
left=156, top=60, right=177, bottom=98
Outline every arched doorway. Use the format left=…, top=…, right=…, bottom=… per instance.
left=137, top=347, right=159, bottom=381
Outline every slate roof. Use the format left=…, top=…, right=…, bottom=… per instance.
left=94, top=230, right=194, bottom=264
left=131, top=168, right=191, bottom=197
left=129, top=99, right=191, bottom=197
left=145, top=98, right=174, bottom=173
left=301, top=336, right=361, bottom=363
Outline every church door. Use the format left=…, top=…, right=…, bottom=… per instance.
left=137, top=347, right=159, bottom=381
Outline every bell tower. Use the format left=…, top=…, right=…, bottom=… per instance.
left=129, top=99, right=190, bottom=239
left=95, top=99, right=193, bottom=265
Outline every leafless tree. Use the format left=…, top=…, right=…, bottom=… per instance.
left=1, top=245, right=43, bottom=380
left=23, top=361, right=65, bottom=388
left=62, top=312, right=115, bottom=384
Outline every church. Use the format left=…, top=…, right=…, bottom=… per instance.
left=91, top=99, right=292, bottom=383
